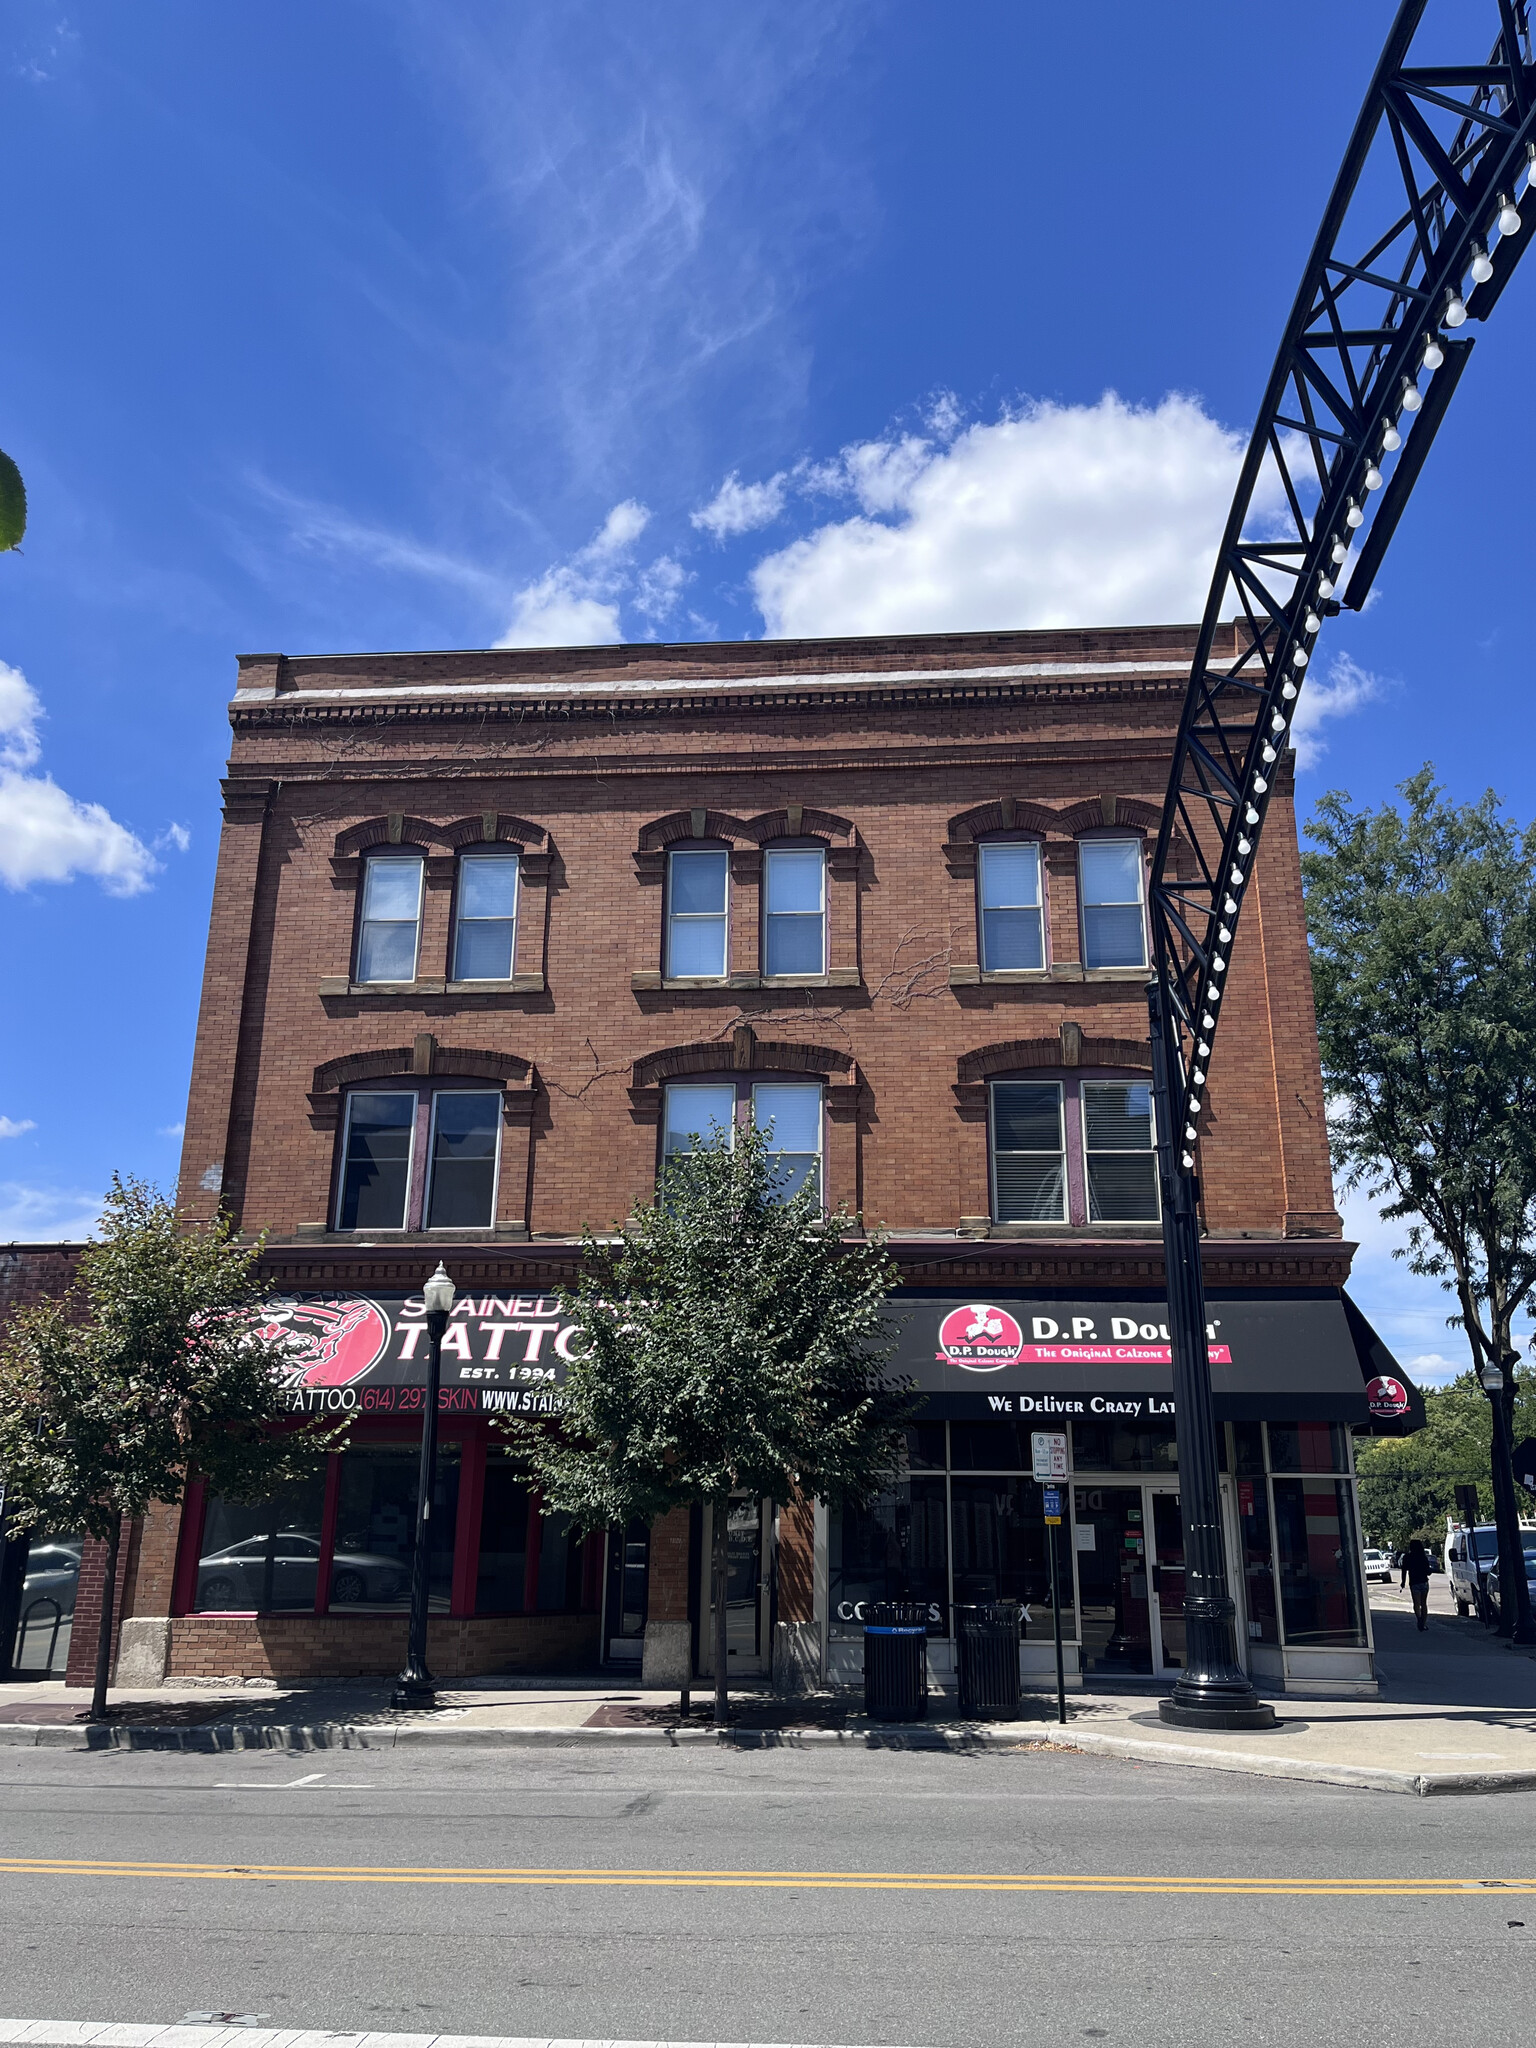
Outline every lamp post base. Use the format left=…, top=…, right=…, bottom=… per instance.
left=1160, top=1682, right=1277, bottom=1731
left=390, top=1673, right=436, bottom=1711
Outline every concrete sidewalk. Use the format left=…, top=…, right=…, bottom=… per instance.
left=0, top=1596, right=1529, bottom=1795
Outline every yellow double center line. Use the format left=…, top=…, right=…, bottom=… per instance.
left=0, top=1858, right=1529, bottom=1897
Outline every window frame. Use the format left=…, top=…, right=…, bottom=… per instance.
left=1078, top=834, right=1149, bottom=971
left=1078, top=1078, right=1161, bottom=1226
left=336, top=1087, right=418, bottom=1232
left=333, top=1082, right=504, bottom=1234
left=762, top=844, right=828, bottom=980
left=987, top=1072, right=1161, bottom=1229
left=451, top=848, right=521, bottom=984
left=664, top=844, right=731, bottom=981
left=423, top=1087, right=505, bottom=1232
left=355, top=850, right=426, bottom=985
left=660, top=1074, right=826, bottom=1206
left=988, top=1079, right=1068, bottom=1226
left=976, top=837, right=1047, bottom=974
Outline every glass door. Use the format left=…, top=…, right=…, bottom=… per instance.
left=1148, top=1487, right=1186, bottom=1674
left=1073, top=1485, right=1154, bottom=1675
left=700, top=1495, right=770, bottom=1675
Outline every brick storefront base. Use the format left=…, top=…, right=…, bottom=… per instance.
left=164, top=1611, right=600, bottom=1683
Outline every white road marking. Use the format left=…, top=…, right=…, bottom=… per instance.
left=0, top=2027, right=914, bottom=2048
left=211, top=1775, right=329, bottom=1790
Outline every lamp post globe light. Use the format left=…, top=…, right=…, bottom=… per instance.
left=391, top=1262, right=456, bottom=1711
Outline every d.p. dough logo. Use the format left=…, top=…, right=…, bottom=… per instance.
left=1366, top=1373, right=1409, bottom=1419
left=258, top=1295, right=391, bottom=1388
left=936, top=1304, right=1025, bottom=1372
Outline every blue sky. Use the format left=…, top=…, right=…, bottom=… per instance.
left=3, top=1, right=1533, bottom=1380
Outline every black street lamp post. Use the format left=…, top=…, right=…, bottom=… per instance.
left=1148, top=981, right=1276, bottom=1731
left=1482, top=1352, right=1536, bottom=1648
left=391, top=1261, right=456, bottom=1711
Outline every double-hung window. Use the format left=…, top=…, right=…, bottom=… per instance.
left=978, top=842, right=1045, bottom=971
left=662, top=1081, right=737, bottom=1169
left=1081, top=1081, right=1158, bottom=1223
left=666, top=849, right=729, bottom=978
left=336, top=1088, right=502, bottom=1231
left=764, top=848, right=826, bottom=976
left=1079, top=839, right=1147, bottom=969
left=751, top=1081, right=823, bottom=1202
left=356, top=853, right=424, bottom=983
left=453, top=851, right=519, bottom=981
left=990, top=1083, right=1067, bottom=1223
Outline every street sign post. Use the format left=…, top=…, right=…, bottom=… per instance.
left=1039, top=1479, right=1067, bottom=1725
left=1031, top=1431, right=1068, bottom=1483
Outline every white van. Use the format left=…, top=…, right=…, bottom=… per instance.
left=1446, top=1524, right=1496, bottom=1616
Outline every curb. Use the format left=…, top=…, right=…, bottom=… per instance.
left=1039, top=1724, right=1536, bottom=1797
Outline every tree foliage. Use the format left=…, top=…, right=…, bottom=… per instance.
left=0, top=448, right=24, bottom=552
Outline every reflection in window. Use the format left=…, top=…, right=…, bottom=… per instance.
left=453, top=852, right=519, bottom=980
left=1079, top=839, right=1146, bottom=969
left=828, top=1479, right=949, bottom=1637
left=666, top=849, right=729, bottom=977
left=663, top=1082, right=736, bottom=1176
left=193, top=1474, right=328, bottom=1613
left=948, top=1421, right=1029, bottom=1471
left=15, top=1530, right=82, bottom=1675
left=978, top=842, right=1045, bottom=971
left=1082, top=1081, right=1159, bottom=1223
left=1235, top=1472, right=1279, bottom=1644
left=950, top=1477, right=1075, bottom=1635
left=357, top=853, right=424, bottom=983
left=477, top=1453, right=533, bottom=1612
left=990, top=1081, right=1066, bottom=1222
left=764, top=849, right=826, bottom=976
left=752, top=1080, right=822, bottom=1203
left=1271, top=1477, right=1367, bottom=1646
left=1267, top=1421, right=1350, bottom=1473
left=1070, top=1419, right=1178, bottom=1472
left=337, top=1092, right=415, bottom=1230
left=426, top=1092, right=501, bottom=1229
left=333, top=1444, right=460, bottom=1612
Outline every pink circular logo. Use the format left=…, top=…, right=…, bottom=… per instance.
left=937, top=1303, right=1025, bottom=1373
left=1366, top=1373, right=1409, bottom=1418
left=258, top=1296, right=391, bottom=1387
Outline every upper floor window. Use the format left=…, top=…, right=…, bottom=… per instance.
left=661, top=1077, right=823, bottom=1205
left=764, top=848, right=825, bottom=977
left=453, top=851, right=519, bottom=981
left=1079, top=839, right=1147, bottom=969
left=978, top=841, right=1045, bottom=971
left=1081, top=1081, right=1158, bottom=1222
left=989, top=1076, right=1159, bottom=1227
left=666, top=848, right=729, bottom=979
left=356, top=853, right=423, bottom=983
left=336, top=1086, right=501, bottom=1231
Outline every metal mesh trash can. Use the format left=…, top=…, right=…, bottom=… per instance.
left=955, top=1601, right=1022, bottom=1719
left=863, top=1600, right=929, bottom=1721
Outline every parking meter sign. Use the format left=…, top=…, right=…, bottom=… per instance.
left=1043, top=1486, right=1062, bottom=1524
left=1031, top=1431, right=1068, bottom=1483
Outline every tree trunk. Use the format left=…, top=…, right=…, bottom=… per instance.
left=89, top=1513, right=122, bottom=1723
left=712, top=1497, right=730, bottom=1729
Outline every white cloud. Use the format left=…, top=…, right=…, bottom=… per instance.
left=0, top=1182, right=102, bottom=1242
left=0, top=1118, right=36, bottom=1140
left=634, top=555, right=691, bottom=625
left=749, top=393, right=1258, bottom=638
left=0, top=660, right=157, bottom=896
left=1291, top=652, right=1386, bottom=770
left=155, top=823, right=192, bottom=855
left=497, top=500, right=650, bottom=647
left=691, top=470, right=790, bottom=541
left=158, top=1121, right=185, bottom=1139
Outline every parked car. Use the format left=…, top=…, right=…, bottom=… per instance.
left=21, top=1540, right=82, bottom=1619
left=1362, top=1547, right=1393, bottom=1584
left=196, top=1530, right=405, bottom=1610
left=1484, top=1531, right=1536, bottom=1622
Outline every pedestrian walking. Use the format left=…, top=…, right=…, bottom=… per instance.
left=1401, top=1538, right=1432, bottom=1630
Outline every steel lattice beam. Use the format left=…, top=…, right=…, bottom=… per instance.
left=1149, top=0, right=1536, bottom=1175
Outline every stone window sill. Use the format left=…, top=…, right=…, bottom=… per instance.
left=289, top=1224, right=531, bottom=1242
left=320, top=975, right=544, bottom=998
left=632, top=969, right=861, bottom=992
left=985, top=1220, right=1162, bottom=1239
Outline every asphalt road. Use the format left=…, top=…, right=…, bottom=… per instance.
left=0, top=1741, right=1531, bottom=2048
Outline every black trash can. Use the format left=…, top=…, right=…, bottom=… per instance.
left=955, top=1601, right=1022, bottom=1719
left=863, top=1600, right=930, bottom=1721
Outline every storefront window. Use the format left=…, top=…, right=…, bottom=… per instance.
left=537, top=1508, right=588, bottom=1612
left=829, top=1478, right=949, bottom=1636
left=333, top=1444, right=459, bottom=1612
left=949, top=1420, right=1028, bottom=1471
left=1229, top=1421, right=1265, bottom=1475
left=1071, top=1419, right=1177, bottom=1472
left=192, top=1473, right=328, bottom=1613
left=476, top=1453, right=532, bottom=1611
left=1267, top=1421, right=1351, bottom=1474
left=902, top=1423, right=949, bottom=1471
left=950, top=1477, right=1075, bottom=1638
left=1234, top=1473, right=1279, bottom=1644
left=1271, top=1477, right=1367, bottom=1646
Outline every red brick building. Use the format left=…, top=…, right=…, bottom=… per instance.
left=12, top=624, right=1405, bottom=1696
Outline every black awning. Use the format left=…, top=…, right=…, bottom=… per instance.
left=886, top=1291, right=1386, bottom=1425
left=1339, top=1290, right=1425, bottom=1435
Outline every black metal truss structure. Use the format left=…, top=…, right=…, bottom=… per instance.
left=1145, top=0, right=1536, bottom=1724
left=1149, top=0, right=1536, bottom=1170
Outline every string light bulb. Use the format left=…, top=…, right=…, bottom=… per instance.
left=1304, top=610, right=1321, bottom=633
left=1497, top=193, right=1521, bottom=238
left=1317, top=575, right=1335, bottom=599
left=1444, top=287, right=1467, bottom=326
left=1401, top=379, right=1423, bottom=412
left=1364, top=464, right=1383, bottom=490
left=1345, top=498, right=1364, bottom=528
left=1381, top=423, right=1401, bottom=452
left=1422, top=335, right=1444, bottom=370
left=1470, top=242, right=1493, bottom=284
left=1280, top=681, right=1297, bottom=701
left=1331, top=538, right=1348, bottom=563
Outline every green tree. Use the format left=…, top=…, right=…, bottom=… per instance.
left=1355, top=1369, right=1536, bottom=1552
left=1304, top=769, right=1536, bottom=1638
left=0, top=449, right=24, bottom=551
left=0, top=1177, right=337, bottom=1718
left=505, top=1119, right=912, bottom=1726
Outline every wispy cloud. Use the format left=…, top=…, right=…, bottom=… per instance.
left=0, top=659, right=158, bottom=895
left=158, top=1121, right=185, bottom=1140
left=1291, top=652, right=1387, bottom=770
left=692, top=471, right=790, bottom=541
left=0, top=1181, right=102, bottom=1242
left=0, top=1117, right=37, bottom=1140
left=246, top=475, right=514, bottom=606
left=497, top=501, right=650, bottom=647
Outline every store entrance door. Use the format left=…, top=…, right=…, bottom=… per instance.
left=1147, top=1487, right=1187, bottom=1675
left=1073, top=1484, right=1188, bottom=1679
left=699, top=1494, right=771, bottom=1677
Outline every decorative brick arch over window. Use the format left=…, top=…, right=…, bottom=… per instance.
left=325, top=813, right=553, bottom=995
left=628, top=1023, right=861, bottom=1213
left=632, top=807, right=861, bottom=992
